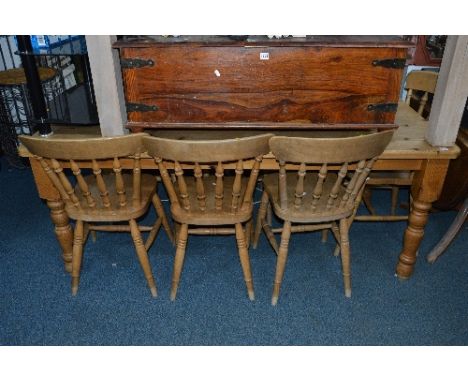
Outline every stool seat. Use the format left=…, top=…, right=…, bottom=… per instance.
left=0, top=67, right=57, bottom=86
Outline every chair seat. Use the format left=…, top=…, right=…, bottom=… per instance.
left=66, top=173, right=157, bottom=222
left=171, top=175, right=252, bottom=225
left=263, top=173, right=355, bottom=223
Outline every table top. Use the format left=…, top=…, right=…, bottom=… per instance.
left=17, top=102, right=460, bottom=160
left=381, top=102, right=459, bottom=159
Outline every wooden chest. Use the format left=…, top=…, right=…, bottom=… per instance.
left=113, top=36, right=412, bottom=132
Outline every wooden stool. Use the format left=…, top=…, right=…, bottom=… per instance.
left=0, top=67, right=58, bottom=166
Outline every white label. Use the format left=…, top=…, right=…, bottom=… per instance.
left=260, top=52, right=269, bottom=60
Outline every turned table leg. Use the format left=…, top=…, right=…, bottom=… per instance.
left=47, top=200, right=74, bottom=273
left=396, top=159, right=450, bottom=279
left=29, top=157, right=74, bottom=273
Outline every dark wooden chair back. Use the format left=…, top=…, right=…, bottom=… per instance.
left=269, top=131, right=394, bottom=213
left=143, top=134, right=273, bottom=216
left=19, top=133, right=148, bottom=211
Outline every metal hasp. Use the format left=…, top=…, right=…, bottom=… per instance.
left=126, top=103, right=158, bottom=112
left=372, top=58, right=406, bottom=69
left=15, top=35, right=51, bottom=135
left=120, top=58, right=155, bottom=69
left=367, top=103, right=399, bottom=113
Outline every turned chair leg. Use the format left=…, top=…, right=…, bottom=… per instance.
left=152, top=193, right=175, bottom=245
left=174, top=222, right=181, bottom=245
left=252, top=192, right=279, bottom=255
left=145, top=217, right=162, bottom=251
left=235, top=223, right=255, bottom=301
left=129, top=219, right=158, bottom=297
left=321, top=229, right=328, bottom=243
left=253, top=191, right=269, bottom=249
left=71, top=220, right=84, bottom=296
left=171, top=223, right=189, bottom=301
left=339, top=218, right=352, bottom=298
left=266, top=201, right=273, bottom=226
left=272, top=220, right=292, bottom=306
left=330, top=222, right=341, bottom=257
left=245, top=219, right=253, bottom=249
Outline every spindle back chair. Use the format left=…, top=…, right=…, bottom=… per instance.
left=20, top=133, right=173, bottom=297
left=252, top=130, right=394, bottom=305
left=359, top=71, right=438, bottom=220
left=405, top=70, right=438, bottom=118
left=143, top=134, right=273, bottom=301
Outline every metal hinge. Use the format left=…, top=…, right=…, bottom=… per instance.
left=372, top=58, right=406, bottom=69
left=126, top=103, right=158, bottom=112
left=120, top=58, right=155, bottom=69
left=367, top=103, right=398, bottom=113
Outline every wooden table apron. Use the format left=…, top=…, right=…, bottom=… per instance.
left=25, top=132, right=455, bottom=279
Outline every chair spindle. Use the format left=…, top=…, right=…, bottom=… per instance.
left=37, top=157, right=70, bottom=204
left=418, top=92, right=428, bottom=115
left=311, top=163, right=328, bottom=211
left=326, top=163, right=348, bottom=210
left=51, top=159, right=80, bottom=208
left=215, top=161, right=224, bottom=210
left=231, top=159, right=244, bottom=212
left=92, top=159, right=111, bottom=208
left=113, top=157, right=127, bottom=207
left=340, top=160, right=366, bottom=208
left=70, top=160, right=96, bottom=208
left=279, top=160, right=287, bottom=209
left=405, top=88, right=413, bottom=104
left=155, top=158, right=179, bottom=206
left=241, top=155, right=262, bottom=209
left=294, top=162, right=307, bottom=209
left=345, top=158, right=376, bottom=209
left=132, top=153, right=141, bottom=207
left=174, top=160, right=190, bottom=211
left=194, top=162, right=206, bottom=211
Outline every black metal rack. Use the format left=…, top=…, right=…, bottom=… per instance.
left=0, top=35, right=99, bottom=167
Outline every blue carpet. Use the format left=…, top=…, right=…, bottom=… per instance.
left=0, top=158, right=467, bottom=345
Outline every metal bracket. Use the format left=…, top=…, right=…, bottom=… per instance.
left=372, top=58, right=406, bottom=69
left=367, top=103, right=398, bottom=113
left=126, top=103, right=158, bottom=112
left=120, top=58, right=155, bottom=69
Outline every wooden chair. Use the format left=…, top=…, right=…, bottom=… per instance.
left=405, top=70, right=439, bottom=118
left=359, top=70, right=438, bottom=221
left=252, top=131, right=394, bottom=305
left=19, top=133, right=174, bottom=297
left=142, top=134, right=272, bottom=301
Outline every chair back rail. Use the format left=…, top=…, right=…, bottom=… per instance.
left=270, top=131, right=393, bottom=164
left=19, top=133, right=147, bottom=160
left=143, top=134, right=271, bottom=163
left=405, top=70, right=438, bottom=94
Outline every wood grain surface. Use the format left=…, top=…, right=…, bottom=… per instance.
left=119, top=45, right=407, bottom=127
